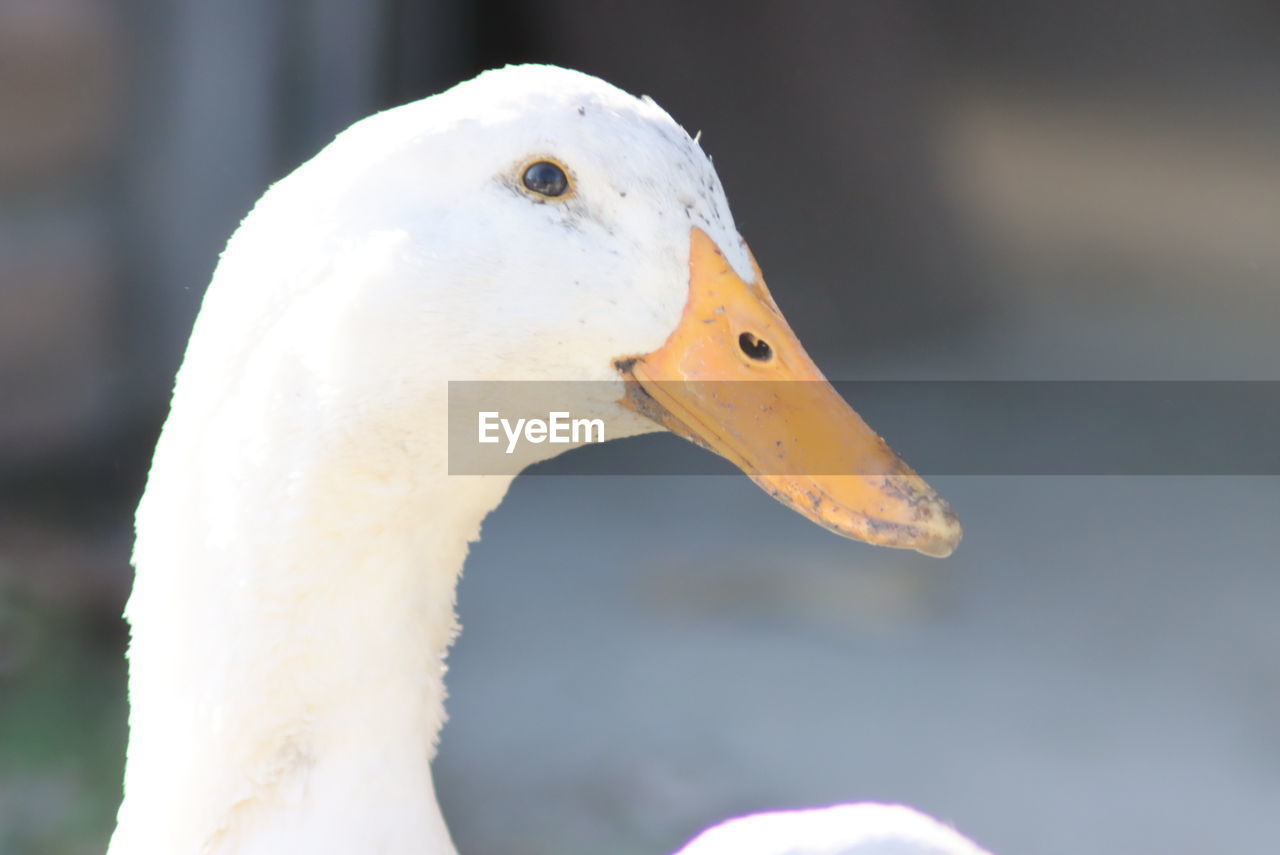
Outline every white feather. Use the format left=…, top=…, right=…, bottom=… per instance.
left=675, top=804, right=991, bottom=855
left=110, top=65, right=989, bottom=855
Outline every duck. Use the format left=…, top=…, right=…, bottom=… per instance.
left=108, top=64, right=974, bottom=855
left=675, top=804, right=991, bottom=855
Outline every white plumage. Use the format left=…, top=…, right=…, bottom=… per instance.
left=109, top=65, right=987, bottom=855
left=675, top=805, right=990, bottom=855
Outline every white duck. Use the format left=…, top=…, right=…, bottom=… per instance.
left=676, top=804, right=991, bottom=855
left=109, top=65, right=975, bottom=855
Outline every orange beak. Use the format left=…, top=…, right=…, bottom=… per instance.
left=617, top=228, right=961, bottom=558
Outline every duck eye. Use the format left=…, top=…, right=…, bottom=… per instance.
left=522, top=160, right=570, bottom=198
left=739, top=332, right=773, bottom=362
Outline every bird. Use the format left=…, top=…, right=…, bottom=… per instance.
left=673, top=804, right=991, bottom=855
left=108, top=64, right=975, bottom=855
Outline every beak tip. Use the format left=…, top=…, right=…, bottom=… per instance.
left=914, top=522, right=963, bottom=558
left=873, top=513, right=963, bottom=559
left=915, top=502, right=963, bottom=558
left=874, top=476, right=963, bottom=559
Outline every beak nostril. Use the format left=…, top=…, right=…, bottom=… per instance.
left=738, top=332, right=773, bottom=362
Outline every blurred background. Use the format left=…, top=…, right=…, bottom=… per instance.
left=2, top=1, right=1279, bottom=853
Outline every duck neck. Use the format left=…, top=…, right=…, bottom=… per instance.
left=111, top=409, right=513, bottom=855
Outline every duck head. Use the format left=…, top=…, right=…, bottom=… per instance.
left=211, top=64, right=959, bottom=557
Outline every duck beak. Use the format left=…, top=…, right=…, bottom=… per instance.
left=617, top=228, right=961, bottom=558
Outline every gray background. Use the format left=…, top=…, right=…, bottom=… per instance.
left=1, top=2, right=1278, bottom=854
